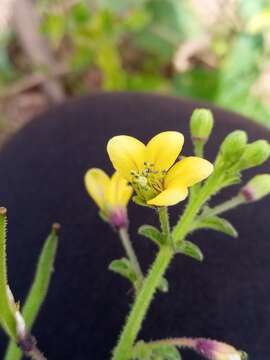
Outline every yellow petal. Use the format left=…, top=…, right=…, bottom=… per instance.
left=165, top=157, right=213, bottom=188
left=84, top=168, right=110, bottom=210
left=107, top=135, right=146, bottom=180
left=147, top=186, right=188, bottom=206
left=146, top=131, right=184, bottom=171
left=108, top=172, right=133, bottom=207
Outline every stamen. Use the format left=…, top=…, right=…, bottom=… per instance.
left=130, top=163, right=167, bottom=200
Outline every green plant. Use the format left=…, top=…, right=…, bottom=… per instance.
left=84, top=108, right=270, bottom=359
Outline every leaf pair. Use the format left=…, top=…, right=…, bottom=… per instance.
left=133, top=341, right=182, bottom=360
left=109, top=258, right=169, bottom=293
left=138, top=224, right=203, bottom=262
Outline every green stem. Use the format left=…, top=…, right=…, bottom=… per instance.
left=112, top=173, right=222, bottom=360
left=158, top=207, right=170, bottom=238
left=119, top=228, right=144, bottom=289
left=112, top=246, right=174, bottom=360
left=193, top=141, right=204, bottom=158
left=172, top=173, right=220, bottom=242
left=147, top=337, right=196, bottom=350
left=200, top=194, right=245, bottom=219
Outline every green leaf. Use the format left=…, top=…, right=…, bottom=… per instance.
left=193, top=216, right=238, bottom=238
left=133, top=340, right=152, bottom=360
left=0, top=208, right=16, bottom=340
left=152, top=345, right=182, bottom=360
left=109, top=258, right=137, bottom=284
left=4, top=224, right=60, bottom=360
left=132, top=341, right=182, bottom=360
left=22, top=224, right=60, bottom=328
left=176, top=240, right=204, bottom=262
left=138, top=225, right=163, bottom=246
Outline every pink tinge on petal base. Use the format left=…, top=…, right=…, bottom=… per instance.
left=240, top=186, right=256, bottom=202
left=108, top=207, right=129, bottom=230
left=194, top=338, right=242, bottom=360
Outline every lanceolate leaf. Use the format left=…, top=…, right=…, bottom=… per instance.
left=109, top=258, right=137, bottom=284
left=21, top=224, right=60, bottom=329
left=4, top=224, right=60, bottom=360
left=138, top=225, right=163, bottom=246
left=193, top=216, right=238, bottom=238
left=0, top=208, right=17, bottom=340
left=176, top=240, right=204, bottom=262
left=151, top=344, right=182, bottom=359
left=132, top=341, right=182, bottom=360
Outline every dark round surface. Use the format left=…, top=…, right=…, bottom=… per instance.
left=0, top=93, right=269, bottom=359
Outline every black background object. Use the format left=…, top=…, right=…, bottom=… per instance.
left=0, top=93, right=269, bottom=359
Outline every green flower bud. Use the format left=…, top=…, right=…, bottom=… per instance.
left=240, top=174, right=270, bottom=202
left=237, top=140, right=270, bottom=170
left=190, top=108, right=214, bottom=143
left=219, top=130, right=248, bottom=166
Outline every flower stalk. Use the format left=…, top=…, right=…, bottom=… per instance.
left=119, top=228, right=144, bottom=290
left=199, top=194, right=245, bottom=219
left=145, top=337, right=245, bottom=360
left=158, top=207, right=170, bottom=239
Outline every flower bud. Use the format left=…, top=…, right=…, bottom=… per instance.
left=108, top=207, right=129, bottom=230
left=190, top=109, right=214, bottom=143
left=194, top=338, right=246, bottom=360
left=219, top=130, right=248, bottom=166
left=240, top=174, right=270, bottom=202
left=237, top=140, right=270, bottom=170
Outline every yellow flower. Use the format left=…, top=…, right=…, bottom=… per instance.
left=107, top=131, right=213, bottom=206
left=84, top=168, right=133, bottom=228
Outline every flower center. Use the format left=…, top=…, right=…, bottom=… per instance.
left=130, top=162, right=167, bottom=201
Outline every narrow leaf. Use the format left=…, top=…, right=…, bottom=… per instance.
left=4, top=223, right=60, bottom=360
left=0, top=208, right=17, bottom=340
left=176, top=240, right=204, bottom=262
left=194, top=216, right=238, bottom=238
left=138, top=225, right=163, bottom=246
left=133, top=341, right=182, bottom=360
left=152, top=344, right=182, bottom=359
left=109, top=258, right=137, bottom=284
left=132, top=340, right=152, bottom=359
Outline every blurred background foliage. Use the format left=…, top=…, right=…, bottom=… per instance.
left=1, top=0, right=270, bottom=138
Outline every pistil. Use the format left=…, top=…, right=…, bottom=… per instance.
left=130, top=162, right=167, bottom=201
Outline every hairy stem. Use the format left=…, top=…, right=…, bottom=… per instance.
left=158, top=207, right=170, bottom=238
left=119, top=228, right=144, bottom=289
left=147, top=337, right=196, bottom=350
left=200, top=194, right=245, bottom=219
left=112, top=245, right=174, bottom=360
left=112, top=174, right=222, bottom=360
left=173, top=173, right=221, bottom=242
